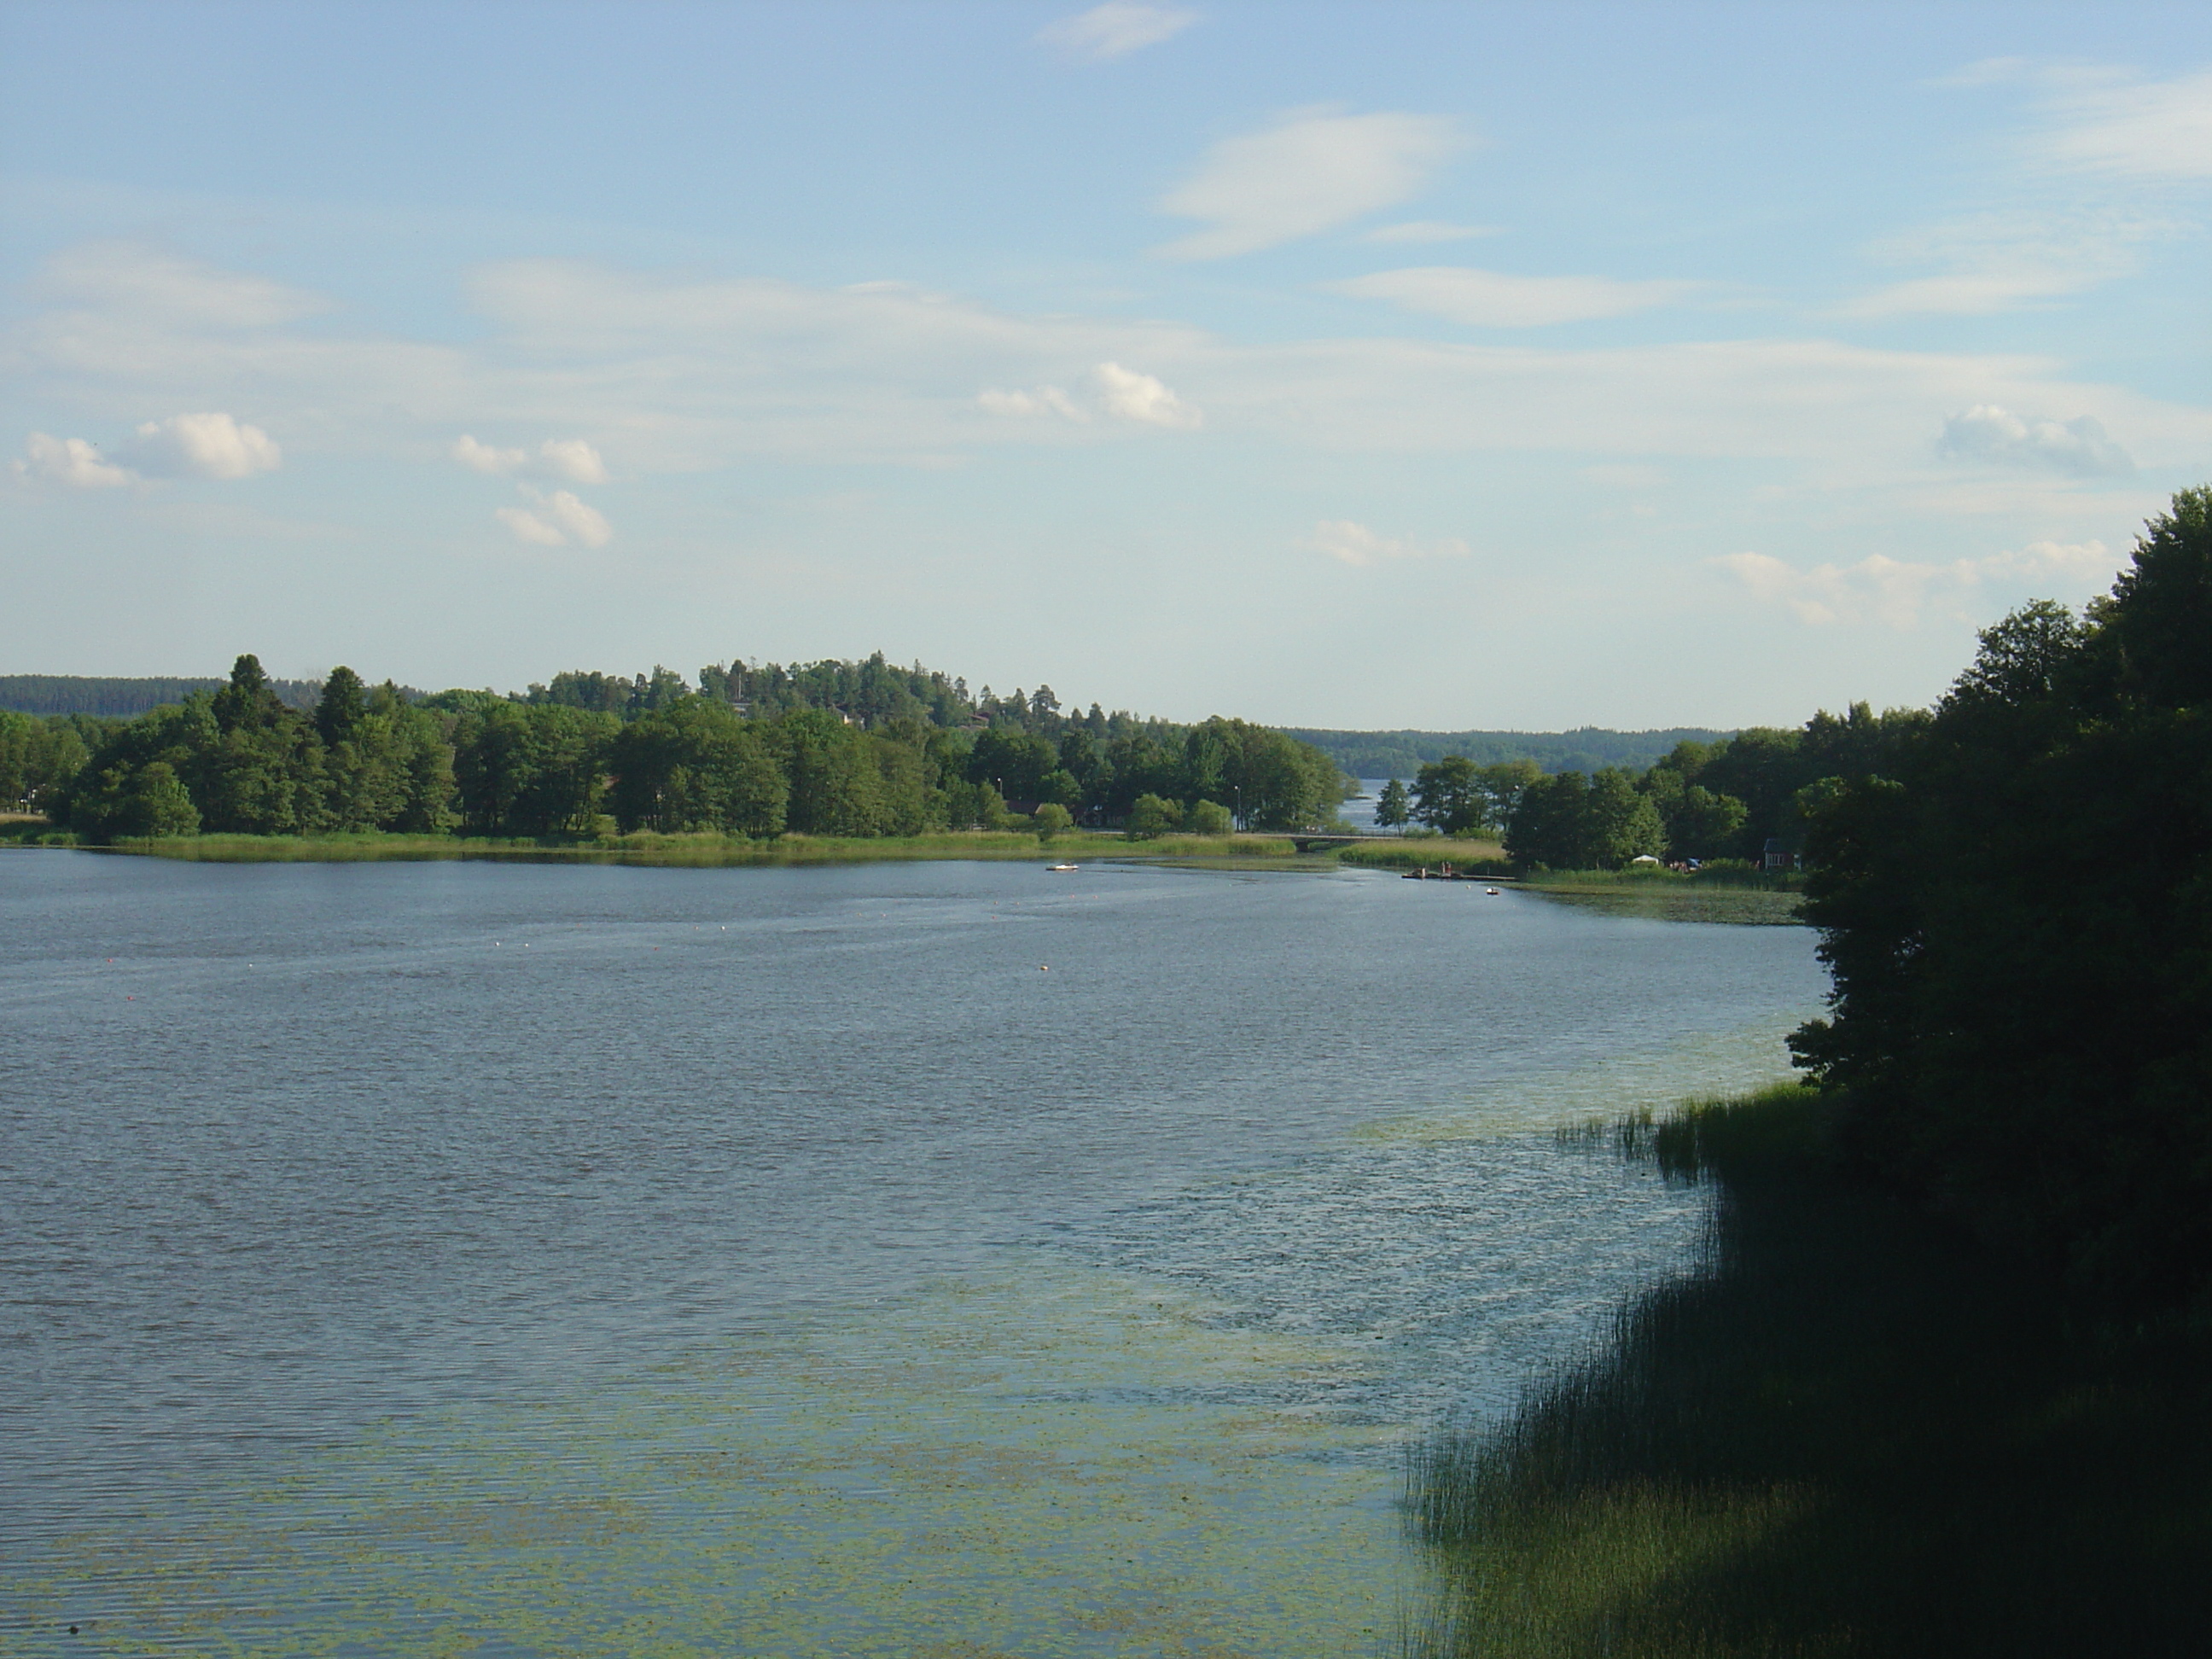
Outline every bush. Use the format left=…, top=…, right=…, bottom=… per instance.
left=1124, top=792, right=1182, bottom=840
left=1185, top=799, right=1232, bottom=835
left=1031, top=802, right=1073, bottom=841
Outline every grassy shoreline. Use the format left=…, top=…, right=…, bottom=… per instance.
left=1406, top=1084, right=2212, bottom=1656
left=0, top=822, right=1319, bottom=866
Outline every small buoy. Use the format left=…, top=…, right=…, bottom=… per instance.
left=1039, top=964, right=1049, bottom=972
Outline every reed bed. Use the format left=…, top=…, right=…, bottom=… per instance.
left=1337, top=839, right=1511, bottom=874
left=1404, top=1084, right=2212, bottom=1656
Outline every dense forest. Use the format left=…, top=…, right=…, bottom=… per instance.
left=0, top=672, right=329, bottom=718
left=1288, top=725, right=1729, bottom=782
left=0, top=653, right=1350, bottom=841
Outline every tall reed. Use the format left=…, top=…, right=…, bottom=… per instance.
left=1404, top=1084, right=2212, bottom=1656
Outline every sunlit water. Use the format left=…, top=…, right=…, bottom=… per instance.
left=1, top=853, right=1824, bottom=1656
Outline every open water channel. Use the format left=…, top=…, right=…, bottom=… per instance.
left=1, top=852, right=1825, bottom=1657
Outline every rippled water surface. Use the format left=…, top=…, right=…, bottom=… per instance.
left=2, top=852, right=1825, bottom=1656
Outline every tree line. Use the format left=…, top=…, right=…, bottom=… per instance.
left=1286, top=724, right=1729, bottom=783
left=1792, top=487, right=2212, bottom=1302
left=1371, top=703, right=1929, bottom=870
left=14, top=652, right=1350, bottom=841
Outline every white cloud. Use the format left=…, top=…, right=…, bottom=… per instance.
left=453, top=434, right=607, bottom=481
left=1937, top=404, right=2133, bottom=477
left=495, top=504, right=568, bottom=547
left=1155, top=108, right=1466, bottom=259
left=538, top=438, right=608, bottom=484
left=978, top=385, right=1088, bottom=421
left=1330, top=266, right=1694, bottom=328
left=499, top=486, right=614, bottom=549
left=1714, top=538, right=2119, bottom=627
left=17, top=244, right=2212, bottom=488
left=2045, top=67, right=2212, bottom=179
left=1092, top=362, right=1201, bottom=427
left=122, top=411, right=282, bottom=479
left=1307, top=519, right=1469, bottom=568
left=17, top=432, right=134, bottom=487
left=1327, top=266, right=1690, bottom=327
left=1363, top=220, right=1499, bottom=244
left=1036, top=2, right=1196, bottom=61
left=455, top=434, right=527, bottom=474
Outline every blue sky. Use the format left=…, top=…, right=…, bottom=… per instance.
left=3, top=1, right=2208, bottom=728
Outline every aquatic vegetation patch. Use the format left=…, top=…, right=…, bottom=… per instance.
left=9, top=1262, right=1406, bottom=1657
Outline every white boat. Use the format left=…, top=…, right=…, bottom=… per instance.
left=1046, top=863, right=1079, bottom=872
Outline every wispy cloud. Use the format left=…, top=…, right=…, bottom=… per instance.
left=453, top=434, right=608, bottom=482
left=35, top=241, right=332, bottom=328
left=1937, top=404, right=2133, bottom=477
left=1307, top=519, right=1469, bottom=568
left=1714, top=538, right=2118, bottom=627
left=1838, top=208, right=2166, bottom=318
left=1036, top=3, right=1197, bottom=61
left=1329, top=266, right=1693, bottom=328
left=1362, top=220, right=1499, bottom=245
left=1155, top=108, right=1466, bottom=259
left=2044, top=67, right=2212, bottom=179
left=977, top=384, right=1088, bottom=421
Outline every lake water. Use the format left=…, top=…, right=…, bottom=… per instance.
left=1, top=852, right=1825, bottom=1656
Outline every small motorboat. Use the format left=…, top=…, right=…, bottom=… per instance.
left=1046, top=863, right=1079, bottom=872
left=1485, top=887, right=1501, bottom=895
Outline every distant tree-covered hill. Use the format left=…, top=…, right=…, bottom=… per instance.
left=0, top=674, right=329, bottom=718
left=1284, top=726, right=1733, bottom=780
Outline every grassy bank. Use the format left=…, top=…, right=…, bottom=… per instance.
left=1405, top=1084, right=2212, bottom=1656
left=3, top=824, right=1313, bottom=867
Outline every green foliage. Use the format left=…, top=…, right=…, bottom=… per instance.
left=1637, top=765, right=1749, bottom=862
left=0, top=709, right=90, bottom=812
left=1412, top=755, right=1481, bottom=834
left=1793, top=487, right=2212, bottom=1300
left=1031, top=802, right=1073, bottom=841
left=1373, top=777, right=1412, bottom=828
left=1184, top=799, right=1233, bottom=835
left=1408, top=757, right=1543, bottom=836
left=1504, top=770, right=1664, bottom=869
left=1124, top=792, right=1182, bottom=840
left=24, top=649, right=1348, bottom=852
left=608, top=699, right=788, bottom=836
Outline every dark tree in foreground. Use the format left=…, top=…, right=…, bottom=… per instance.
left=1793, top=487, right=2212, bottom=1299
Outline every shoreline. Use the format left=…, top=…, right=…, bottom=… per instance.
left=2, top=824, right=1808, bottom=922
